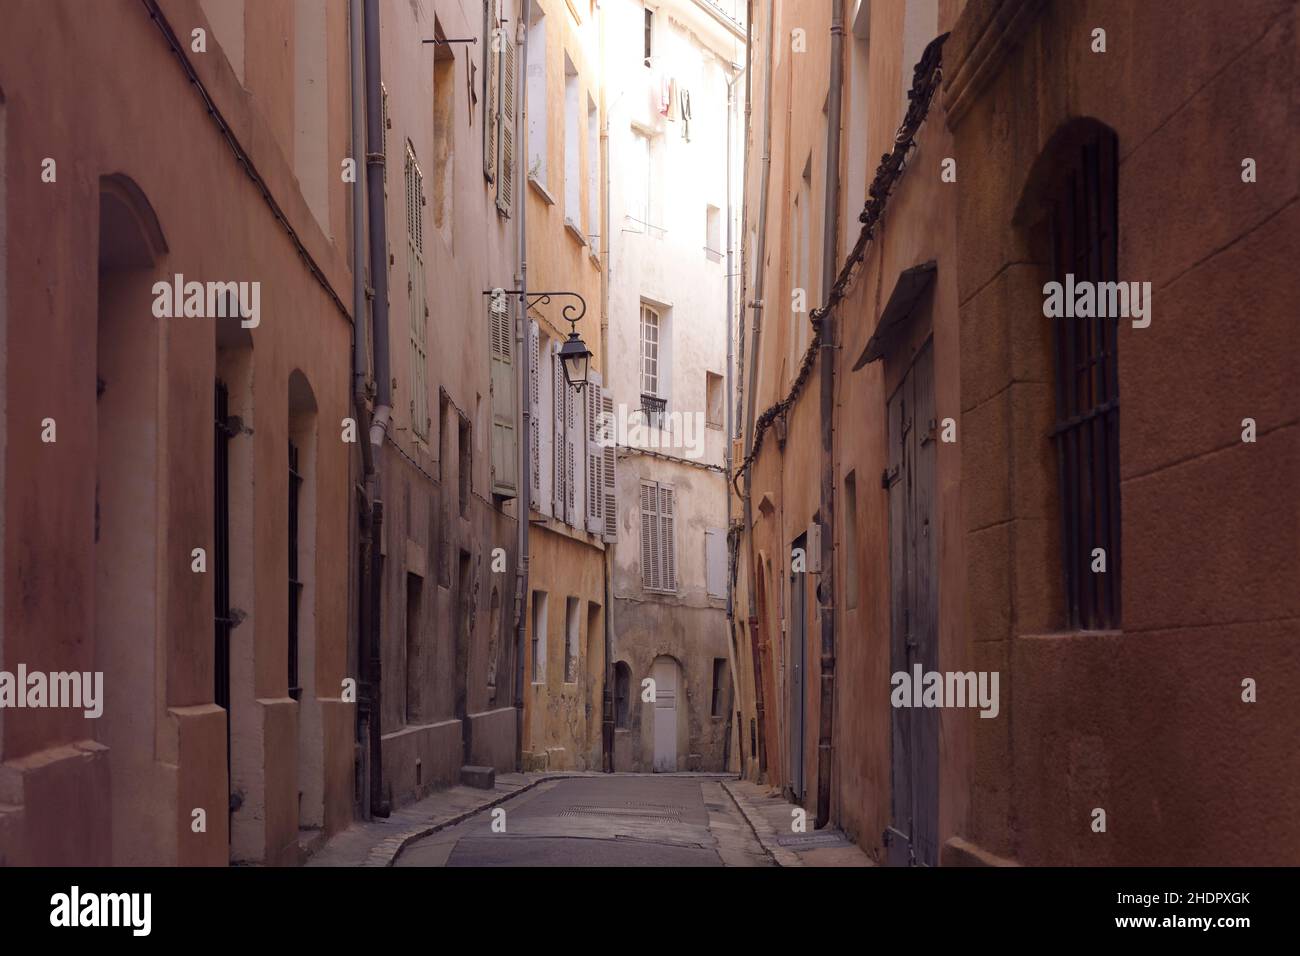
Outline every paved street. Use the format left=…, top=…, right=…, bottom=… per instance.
left=394, top=776, right=773, bottom=867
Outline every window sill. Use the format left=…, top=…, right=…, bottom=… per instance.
left=704, top=248, right=723, bottom=263
left=589, top=249, right=602, bottom=271
left=563, top=217, right=588, bottom=247
left=528, top=175, right=556, bottom=205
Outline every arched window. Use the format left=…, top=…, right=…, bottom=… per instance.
left=614, top=661, right=631, bottom=729
left=1041, top=122, right=1121, bottom=629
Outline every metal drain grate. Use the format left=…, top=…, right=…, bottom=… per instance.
left=774, top=832, right=853, bottom=849
left=560, top=805, right=684, bottom=821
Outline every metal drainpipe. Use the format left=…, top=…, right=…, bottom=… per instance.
left=723, top=69, right=741, bottom=774
left=814, top=0, right=845, bottom=831
left=362, top=0, right=391, bottom=818
left=598, top=0, right=616, bottom=775
left=513, top=0, right=532, bottom=773
left=742, top=0, right=776, bottom=780
left=348, top=0, right=378, bottom=821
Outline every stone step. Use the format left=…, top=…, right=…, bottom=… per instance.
left=459, top=765, right=496, bottom=790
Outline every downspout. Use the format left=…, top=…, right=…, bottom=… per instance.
left=742, top=0, right=775, bottom=779
left=599, top=0, right=615, bottom=774
left=513, top=0, right=531, bottom=772
left=814, top=0, right=845, bottom=830
left=723, top=69, right=740, bottom=774
left=362, top=0, right=391, bottom=817
left=348, top=0, right=378, bottom=820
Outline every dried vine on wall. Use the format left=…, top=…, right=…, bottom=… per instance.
left=733, top=32, right=949, bottom=498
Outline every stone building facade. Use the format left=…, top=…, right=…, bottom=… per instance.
left=732, top=0, right=1298, bottom=865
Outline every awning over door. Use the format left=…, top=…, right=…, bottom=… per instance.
left=851, top=260, right=937, bottom=369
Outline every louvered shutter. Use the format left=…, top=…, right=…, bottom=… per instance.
left=640, top=480, right=660, bottom=591
left=601, top=388, right=617, bottom=542
left=553, top=348, right=566, bottom=517
left=659, top=483, right=676, bottom=591
left=483, top=1, right=499, bottom=182
left=528, top=320, right=541, bottom=505
left=406, top=145, right=430, bottom=440
left=489, top=290, right=517, bottom=496
left=585, top=371, right=603, bottom=533
left=496, top=30, right=516, bottom=215
left=565, top=375, right=579, bottom=521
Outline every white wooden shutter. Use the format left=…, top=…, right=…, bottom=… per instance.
left=489, top=291, right=517, bottom=496
left=705, top=527, right=726, bottom=597
left=585, top=371, right=603, bottom=533
left=406, top=145, right=430, bottom=440
left=552, top=348, right=566, bottom=517
left=528, top=320, right=541, bottom=505
left=565, top=374, right=579, bottom=522
left=601, top=388, right=617, bottom=542
left=659, top=483, right=676, bottom=592
left=483, top=1, right=499, bottom=182
left=640, top=480, right=660, bottom=591
left=496, top=30, right=516, bottom=215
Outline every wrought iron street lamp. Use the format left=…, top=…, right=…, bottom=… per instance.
left=483, top=288, right=591, bottom=391
left=558, top=326, right=593, bottom=392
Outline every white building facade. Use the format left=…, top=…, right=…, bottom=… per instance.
left=603, top=0, right=745, bottom=772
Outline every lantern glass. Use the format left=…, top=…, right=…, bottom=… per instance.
left=559, top=333, right=592, bottom=390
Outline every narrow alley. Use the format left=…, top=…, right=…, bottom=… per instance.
left=0, top=0, right=1294, bottom=917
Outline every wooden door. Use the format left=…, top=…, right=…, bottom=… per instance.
left=886, top=340, right=939, bottom=866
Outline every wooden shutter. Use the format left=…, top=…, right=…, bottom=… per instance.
left=566, top=373, right=579, bottom=520
left=601, top=388, right=617, bottom=542
left=659, top=483, right=676, bottom=591
left=528, top=320, right=541, bottom=504
left=489, top=291, right=517, bottom=496
left=483, top=1, right=499, bottom=182
left=640, top=480, right=660, bottom=591
left=553, top=348, right=566, bottom=517
left=406, top=145, right=430, bottom=440
left=496, top=28, right=516, bottom=215
left=585, top=371, right=604, bottom=533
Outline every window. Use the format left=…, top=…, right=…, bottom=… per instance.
left=405, top=573, right=423, bottom=723
left=406, top=143, right=430, bottom=440
left=526, top=6, right=548, bottom=188
left=640, top=478, right=676, bottom=592
left=431, top=23, right=455, bottom=242
left=640, top=303, right=660, bottom=396
left=844, top=470, right=859, bottom=609
left=531, top=590, right=548, bottom=684
left=643, top=7, right=654, bottom=65
left=705, top=204, right=721, bottom=261
left=614, top=662, right=631, bottom=727
left=640, top=304, right=664, bottom=428
left=1047, top=125, right=1121, bottom=630
left=586, top=95, right=599, bottom=253
left=458, top=413, right=471, bottom=516
left=626, top=129, right=650, bottom=226
left=706, top=371, right=723, bottom=428
left=287, top=440, right=303, bottom=700
left=711, top=659, right=726, bottom=717
left=563, top=53, right=581, bottom=230
left=564, top=597, right=580, bottom=683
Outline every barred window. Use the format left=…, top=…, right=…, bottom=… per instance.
left=1047, top=125, right=1121, bottom=629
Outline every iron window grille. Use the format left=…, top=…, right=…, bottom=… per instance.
left=1047, top=126, right=1121, bottom=630
left=640, top=392, right=667, bottom=429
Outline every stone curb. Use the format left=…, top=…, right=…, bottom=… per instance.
left=720, top=779, right=803, bottom=867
